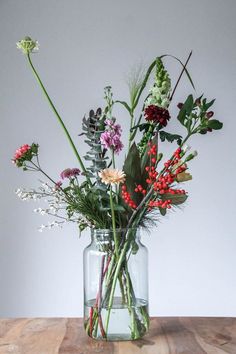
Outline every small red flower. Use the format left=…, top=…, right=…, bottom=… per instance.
left=144, top=105, right=170, bottom=127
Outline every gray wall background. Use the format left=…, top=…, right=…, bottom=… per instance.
left=1, top=0, right=235, bottom=317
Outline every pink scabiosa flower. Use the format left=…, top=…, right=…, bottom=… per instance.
left=60, top=168, right=81, bottom=180
left=71, top=168, right=81, bottom=176
left=100, top=118, right=124, bottom=154
left=60, top=169, right=71, bottom=179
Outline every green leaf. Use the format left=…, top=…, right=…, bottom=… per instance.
left=123, top=142, right=142, bottom=204
left=203, top=99, right=215, bottom=111
left=161, top=193, right=188, bottom=205
left=123, top=143, right=141, bottom=179
left=131, top=240, right=139, bottom=254
left=133, top=59, right=157, bottom=110
left=160, top=131, right=182, bottom=144
left=141, top=146, right=151, bottom=172
left=159, top=207, right=167, bottom=216
left=177, top=94, right=194, bottom=126
left=207, top=119, right=223, bottom=130
left=113, top=204, right=126, bottom=211
left=131, top=123, right=150, bottom=132
left=161, top=53, right=195, bottom=90
left=115, top=100, right=132, bottom=114
left=184, top=94, right=194, bottom=114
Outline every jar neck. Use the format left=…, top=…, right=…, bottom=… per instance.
left=90, top=228, right=140, bottom=243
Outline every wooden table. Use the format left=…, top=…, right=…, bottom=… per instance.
left=0, top=318, right=235, bottom=353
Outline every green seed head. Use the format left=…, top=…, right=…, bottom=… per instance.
left=16, top=36, right=39, bottom=54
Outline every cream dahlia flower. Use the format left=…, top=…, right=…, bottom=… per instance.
left=98, top=168, right=126, bottom=185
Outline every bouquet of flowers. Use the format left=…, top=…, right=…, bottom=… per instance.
left=13, top=37, right=223, bottom=340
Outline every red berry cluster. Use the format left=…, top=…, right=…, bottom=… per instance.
left=134, top=184, right=147, bottom=195
left=121, top=185, right=137, bottom=209
left=148, top=199, right=172, bottom=210
left=146, top=146, right=187, bottom=211
left=122, top=145, right=187, bottom=212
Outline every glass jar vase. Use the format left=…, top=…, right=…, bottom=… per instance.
left=83, top=228, right=149, bottom=341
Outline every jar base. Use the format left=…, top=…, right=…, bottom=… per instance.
left=84, top=297, right=149, bottom=341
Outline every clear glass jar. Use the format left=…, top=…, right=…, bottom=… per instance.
left=83, top=228, right=149, bottom=341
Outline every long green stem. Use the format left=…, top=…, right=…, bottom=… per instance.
left=111, top=150, right=116, bottom=169
left=26, top=54, right=92, bottom=187
left=105, top=231, right=133, bottom=334
left=109, top=188, right=119, bottom=259
left=128, top=110, right=134, bottom=149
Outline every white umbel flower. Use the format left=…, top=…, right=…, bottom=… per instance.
left=16, top=36, right=39, bottom=54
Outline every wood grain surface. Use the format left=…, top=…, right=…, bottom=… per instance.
left=0, top=317, right=235, bottom=354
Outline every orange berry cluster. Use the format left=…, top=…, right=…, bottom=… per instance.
left=121, top=185, right=137, bottom=209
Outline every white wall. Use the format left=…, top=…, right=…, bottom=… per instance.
left=1, top=0, right=235, bottom=317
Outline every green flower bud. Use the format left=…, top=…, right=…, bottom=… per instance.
left=147, top=58, right=171, bottom=109
left=16, top=36, right=39, bottom=54
left=185, top=151, right=198, bottom=162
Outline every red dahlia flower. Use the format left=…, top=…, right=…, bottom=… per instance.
left=144, top=105, right=170, bottom=127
